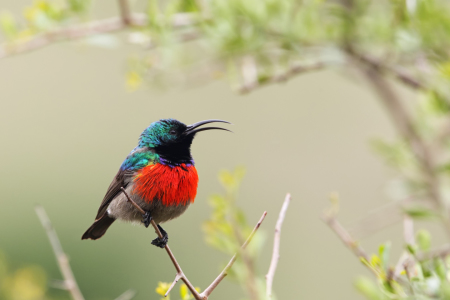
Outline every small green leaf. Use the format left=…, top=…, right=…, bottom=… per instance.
left=435, top=258, right=447, bottom=280
left=378, top=242, right=391, bottom=269
left=406, top=244, right=417, bottom=255
left=416, top=229, right=431, bottom=251
left=403, top=207, right=439, bottom=219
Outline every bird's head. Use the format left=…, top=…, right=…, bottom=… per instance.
left=139, top=118, right=231, bottom=165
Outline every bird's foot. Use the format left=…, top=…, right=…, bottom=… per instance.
left=151, top=225, right=169, bottom=248
left=141, top=211, right=152, bottom=228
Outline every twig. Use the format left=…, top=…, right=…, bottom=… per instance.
left=394, top=216, right=415, bottom=279
left=35, top=206, right=85, bottom=300
left=403, top=216, right=415, bottom=245
left=350, top=51, right=427, bottom=90
left=266, top=193, right=291, bottom=298
left=237, top=61, right=325, bottom=94
left=115, top=289, right=137, bottom=300
left=322, top=212, right=369, bottom=262
left=119, top=187, right=267, bottom=300
left=118, top=0, right=132, bottom=26
left=0, top=13, right=195, bottom=59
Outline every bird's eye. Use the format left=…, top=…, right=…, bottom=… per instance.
left=169, top=130, right=176, bottom=135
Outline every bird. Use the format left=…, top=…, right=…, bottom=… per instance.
left=82, top=118, right=231, bottom=248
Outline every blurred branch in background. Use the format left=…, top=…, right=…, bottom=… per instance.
left=2, top=0, right=450, bottom=97
left=0, top=0, right=196, bottom=59
left=35, top=205, right=136, bottom=300
left=35, top=205, right=85, bottom=300
left=322, top=193, right=370, bottom=262
left=266, top=193, right=291, bottom=298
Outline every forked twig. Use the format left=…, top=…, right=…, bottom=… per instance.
left=35, top=206, right=85, bottom=300
left=266, top=193, right=291, bottom=298
left=120, top=187, right=267, bottom=300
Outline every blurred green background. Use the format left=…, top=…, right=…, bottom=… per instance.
left=0, top=1, right=436, bottom=300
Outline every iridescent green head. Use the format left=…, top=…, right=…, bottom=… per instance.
left=138, top=119, right=231, bottom=165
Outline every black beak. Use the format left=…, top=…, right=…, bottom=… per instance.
left=183, top=119, right=232, bottom=136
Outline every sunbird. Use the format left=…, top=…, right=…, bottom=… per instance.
left=82, top=119, right=231, bottom=248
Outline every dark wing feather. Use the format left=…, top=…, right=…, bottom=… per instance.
left=95, top=168, right=135, bottom=220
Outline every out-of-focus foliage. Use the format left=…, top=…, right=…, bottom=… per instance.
left=0, top=0, right=90, bottom=41
left=2, top=0, right=450, bottom=92
left=0, top=249, right=52, bottom=300
left=203, top=167, right=267, bottom=300
left=355, top=229, right=450, bottom=300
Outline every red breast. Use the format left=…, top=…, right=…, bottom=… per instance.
left=132, top=163, right=199, bottom=206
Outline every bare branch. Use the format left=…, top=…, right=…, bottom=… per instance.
left=35, top=206, right=85, bottom=300
left=322, top=212, right=369, bottom=262
left=266, top=193, right=291, bottom=298
left=120, top=188, right=267, bottom=300
left=403, top=216, right=415, bottom=245
left=115, top=289, right=137, bottom=300
left=237, top=61, right=326, bottom=94
left=350, top=51, right=427, bottom=90
left=394, top=216, right=415, bottom=279
left=0, top=13, right=196, bottom=59
left=118, top=0, right=132, bottom=26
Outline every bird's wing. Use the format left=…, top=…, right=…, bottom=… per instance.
left=94, top=147, right=157, bottom=220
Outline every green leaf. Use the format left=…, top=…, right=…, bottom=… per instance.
left=403, top=207, right=439, bottom=219
left=378, top=242, right=391, bottom=269
left=406, top=244, right=417, bottom=255
left=435, top=258, right=447, bottom=280
left=416, top=229, right=432, bottom=251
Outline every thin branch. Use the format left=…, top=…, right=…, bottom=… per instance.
left=35, top=206, right=85, bottom=300
left=322, top=212, right=369, bottom=262
left=0, top=13, right=195, bottom=59
left=350, top=51, right=427, bottom=90
left=394, top=216, right=415, bottom=279
left=118, top=0, right=132, bottom=26
left=266, top=193, right=291, bottom=298
left=237, top=61, right=326, bottom=94
left=403, top=216, right=415, bottom=245
left=120, top=187, right=267, bottom=300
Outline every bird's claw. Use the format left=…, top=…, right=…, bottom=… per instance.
left=151, top=235, right=169, bottom=248
left=151, top=225, right=169, bottom=248
left=142, top=211, right=152, bottom=228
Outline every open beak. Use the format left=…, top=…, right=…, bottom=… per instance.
left=183, top=119, right=232, bottom=136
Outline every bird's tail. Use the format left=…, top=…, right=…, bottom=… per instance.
left=82, top=214, right=116, bottom=240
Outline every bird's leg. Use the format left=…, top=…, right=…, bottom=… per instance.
left=141, top=211, right=152, bottom=228
left=151, top=225, right=169, bottom=248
